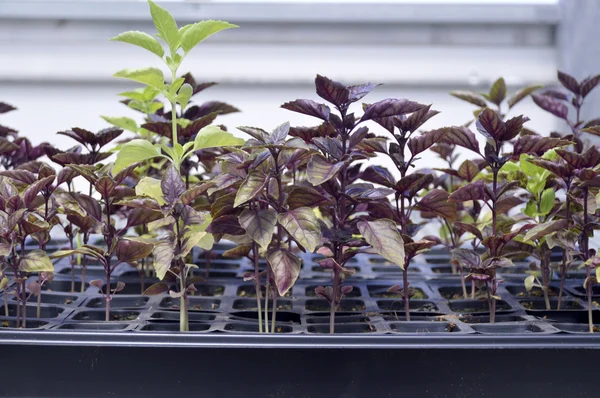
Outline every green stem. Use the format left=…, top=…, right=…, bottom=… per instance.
left=264, top=277, right=270, bottom=334
left=171, top=69, right=178, bottom=146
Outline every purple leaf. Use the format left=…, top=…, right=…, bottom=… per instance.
left=360, top=99, right=425, bottom=122
left=181, top=112, right=219, bottom=138
left=183, top=101, right=240, bottom=120
left=126, top=208, right=164, bottom=228
left=116, top=239, right=154, bottom=263
left=281, top=99, right=331, bottom=121
left=94, top=176, right=115, bottom=198
left=239, top=208, right=277, bottom=250
left=448, top=180, right=487, bottom=202
left=286, top=186, right=328, bottom=210
left=557, top=71, right=580, bottom=95
left=268, top=249, right=301, bottom=296
left=457, top=160, right=480, bottom=182
left=580, top=75, right=600, bottom=98
left=476, top=108, right=505, bottom=141
left=347, top=83, right=380, bottom=102
left=306, top=154, right=344, bottom=186
left=399, top=105, right=440, bottom=133
left=450, top=91, right=487, bottom=107
left=438, top=126, right=480, bottom=154
left=451, top=248, right=481, bottom=269
left=161, top=164, right=186, bottom=205
left=532, top=93, right=569, bottom=120
left=0, top=102, right=16, bottom=114
left=513, top=136, right=572, bottom=156
left=417, top=189, right=456, bottom=221
left=361, top=165, right=395, bottom=188
left=277, top=207, right=321, bottom=252
left=206, top=215, right=246, bottom=236
left=315, top=74, right=349, bottom=107
left=233, top=171, right=268, bottom=208
left=357, top=219, right=405, bottom=269
left=143, top=283, right=169, bottom=295
left=407, top=128, right=444, bottom=156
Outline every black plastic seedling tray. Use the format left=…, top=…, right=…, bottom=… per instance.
left=1, top=243, right=599, bottom=397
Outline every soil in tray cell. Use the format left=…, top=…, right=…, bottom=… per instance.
left=237, top=285, right=291, bottom=298
left=376, top=300, right=439, bottom=312
left=305, top=314, right=370, bottom=324
left=459, top=314, right=528, bottom=324
left=372, top=266, right=421, bottom=273
left=13, top=293, right=77, bottom=305
left=230, top=311, right=300, bottom=323
left=160, top=297, right=221, bottom=311
left=506, top=285, right=559, bottom=298
left=150, top=311, right=217, bottom=322
left=519, top=299, right=583, bottom=310
left=305, top=285, right=361, bottom=297
left=448, top=299, right=513, bottom=314
left=72, top=310, right=140, bottom=321
left=57, top=323, right=129, bottom=331
left=438, top=286, right=483, bottom=300
left=0, top=319, right=47, bottom=329
left=42, top=280, right=88, bottom=293
left=368, top=285, right=428, bottom=299
left=189, top=284, right=225, bottom=297
left=305, top=299, right=366, bottom=312
left=85, top=296, right=149, bottom=309
left=232, top=298, right=292, bottom=311
left=5, top=304, right=64, bottom=318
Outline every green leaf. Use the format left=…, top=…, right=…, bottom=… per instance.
left=239, top=208, right=277, bottom=250
left=539, top=188, right=555, bottom=215
left=101, top=116, right=138, bottom=133
left=148, top=0, right=180, bottom=55
left=233, top=171, right=268, bottom=208
left=113, top=67, right=165, bottom=90
left=357, top=219, right=405, bottom=269
left=596, top=267, right=600, bottom=284
left=181, top=230, right=208, bottom=257
left=519, top=154, right=544, bottom=178
left=268, top=249, right=301, bottom=296
left=486, top=77, right=507, bottom=106
left=193, top=126, right=245, bottom=152
left=153, top=241, right=175, bottom=280
left=524, top=275, right=535, bottom=291
left=0, top=276, right=8, bottom=290
left=507, top=84, right=543, bottom=109
left=110, top=30, right=164, bottom=57
left=277, top=207, right=321, bottom=252
left=523, top=219, right=568, bottom=242
left=19, top=250, right=54, bottom=273
left=180, top=20, right=238, bottom=53
left=113, top=139, right=162, bottom=174
left=177, top=83, right=193, bottom=110
left=136, top=177, right=166, bottom=205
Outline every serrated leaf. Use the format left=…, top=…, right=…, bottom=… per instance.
left=113, top=139, right=162, bottom=174
left=239, top=208, right=277, bottom=250
left=113, top=67, right=165, bottom=90
left=180, top=20, right=238, bottom=53
left=111, top=30, right=164, bottom=57
left=268, top=249, right=301, bottom=296
left=277, top=207, right=321, bottom=252
left=358, top=219, right=405, bottom=269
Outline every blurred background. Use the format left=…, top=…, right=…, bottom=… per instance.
left=0, top=0, right=596, bottom=168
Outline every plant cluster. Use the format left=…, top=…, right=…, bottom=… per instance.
left=1, top=0, right=600, bottom=335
